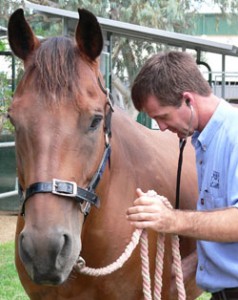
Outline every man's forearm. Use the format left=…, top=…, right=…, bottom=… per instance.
left=173, top=207, right=238, bottom=242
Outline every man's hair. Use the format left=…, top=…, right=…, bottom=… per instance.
left=131, top=51, right=212, bottom=111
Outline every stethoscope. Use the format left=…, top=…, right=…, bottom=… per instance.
left=175, top=101, right=194, bottom=209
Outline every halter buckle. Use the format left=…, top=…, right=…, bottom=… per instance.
left=52, top=179, right=77, bottom=197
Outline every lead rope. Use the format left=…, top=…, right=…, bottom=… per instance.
left=76, top=191, right=186, bottom=300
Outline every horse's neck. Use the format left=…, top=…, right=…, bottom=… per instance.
left=111, top=107, right=171, bottom=168
left=109, top=107, right=183, bottom=200
left=111, top=107, right=155, bottom=157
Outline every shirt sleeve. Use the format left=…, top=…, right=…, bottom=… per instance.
left=227, top=141, right=238, bottom=207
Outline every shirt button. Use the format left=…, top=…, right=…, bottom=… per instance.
left=202, top=145, right=206, bottom=151
left=199, top=265, right=204, bottom=271
left=201, top=198, right=205, bottom=205
left=199, top=160, right=203, bottom=165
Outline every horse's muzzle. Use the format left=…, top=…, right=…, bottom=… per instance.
left=18, top=227, right=80, bottom=285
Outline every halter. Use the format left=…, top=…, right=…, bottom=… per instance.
left=18, top=78, right=114, bottom=216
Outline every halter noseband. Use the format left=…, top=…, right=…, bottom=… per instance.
left=18, top=78, right=114, bottom=216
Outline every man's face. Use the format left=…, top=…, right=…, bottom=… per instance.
left=143, top=95, right=194, bottom=139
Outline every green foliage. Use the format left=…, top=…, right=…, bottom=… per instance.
left=0, top=40, right=6, bottom=51
left=0, top=72, right=14, bottom=134
left=0, top=108, right=14, bottom=134
left=197, top=293, right=211, bottom=299
left=0, top=0, right=22, bottom=26
left=0, top=241, right=28, bottom=300
left=1, top=0, right=238, bottom=109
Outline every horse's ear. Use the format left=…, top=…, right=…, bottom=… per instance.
left=75, top=9, right=103, bottom=61
left=8, top=9, right=40, bottom=61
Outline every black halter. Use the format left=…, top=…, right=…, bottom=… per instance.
left=18, top=78, right=114, bottom=216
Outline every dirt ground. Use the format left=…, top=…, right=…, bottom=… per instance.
left=0, top=214, right=18, bottom=243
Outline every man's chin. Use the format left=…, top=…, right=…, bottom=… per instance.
left=177, top=133, right=184, bottom=139
left=177, top=131, right=193, bottom=139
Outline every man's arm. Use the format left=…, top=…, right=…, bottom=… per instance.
left=126, top=188, right=238, bottom=242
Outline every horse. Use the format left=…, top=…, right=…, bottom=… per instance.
left=8, top=8, right=202, bottom=300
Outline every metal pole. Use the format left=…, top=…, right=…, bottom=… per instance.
left=0, top=190, right=18, bottom=199
left=0, top=142, right=15, bottom=148
left=221, top=54, right=225, bottom=99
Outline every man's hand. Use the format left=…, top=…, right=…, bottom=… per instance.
left=126, top=188, right=175, bottom=233
left=127, top=189, right=238, bottom=242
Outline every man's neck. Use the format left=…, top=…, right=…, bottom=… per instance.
left=196, top=94, right=221, bottom=132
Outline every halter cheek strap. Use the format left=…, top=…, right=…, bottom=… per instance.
left=19, top=143, right=111, bottom=216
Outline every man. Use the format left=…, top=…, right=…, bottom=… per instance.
left=126, top=51, right=238, bottom=300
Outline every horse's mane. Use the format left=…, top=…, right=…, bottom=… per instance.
left=21, top=37, right=80, bottom=101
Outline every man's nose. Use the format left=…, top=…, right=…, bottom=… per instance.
left=157, top=121, right=168, bottom=131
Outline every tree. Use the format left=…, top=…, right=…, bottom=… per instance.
left=0, top=0, right=237, bottom=113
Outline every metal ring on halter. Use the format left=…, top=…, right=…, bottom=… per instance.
left=97, top=77, right=114, bottom=112
left=76, top=256, right=86, bottom=270
left=106, top=88, right=114, bottom=112
left=105, top=133, right=109, bottom=146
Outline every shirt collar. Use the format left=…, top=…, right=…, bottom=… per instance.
left=192, top=99, right=229, bottom=150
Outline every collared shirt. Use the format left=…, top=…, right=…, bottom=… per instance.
left=192, top=99, right=238, bottom=293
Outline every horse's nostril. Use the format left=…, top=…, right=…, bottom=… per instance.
left=62, top=234, right=71, bottom=254
left=18, top=229, right=78, bottom=284
left=19, top=230, right=73, bottom=268
left=55, top=234, right=72, bottom=268
left=19, top=231, right=33, bottom=263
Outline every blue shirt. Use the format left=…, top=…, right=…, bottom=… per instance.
left=191, top=100, right=238, bottom=292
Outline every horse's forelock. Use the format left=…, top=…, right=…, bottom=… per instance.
left=32, top=37, right=80, bottom=101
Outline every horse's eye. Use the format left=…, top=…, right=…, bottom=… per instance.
left=89, top=115, right=103, bottom=130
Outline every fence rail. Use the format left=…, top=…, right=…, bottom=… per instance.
left=0, top=190, right=18, bottom=199
left=202, top=71, right=238, bottom=101
left=0, top=139, right=17, bottom=202
left=0, top=141, right=15, bottom=148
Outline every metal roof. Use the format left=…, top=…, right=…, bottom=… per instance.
left=24, top=0, right=238, bottom=57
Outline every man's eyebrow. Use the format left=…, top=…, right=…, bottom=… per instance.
left=153, top=113, right=167, bottom=119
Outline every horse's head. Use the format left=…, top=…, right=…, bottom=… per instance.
left=8, top=8, right=112, bottom=285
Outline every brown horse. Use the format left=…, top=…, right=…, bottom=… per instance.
left=8, top=8, right=202, bottom=300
